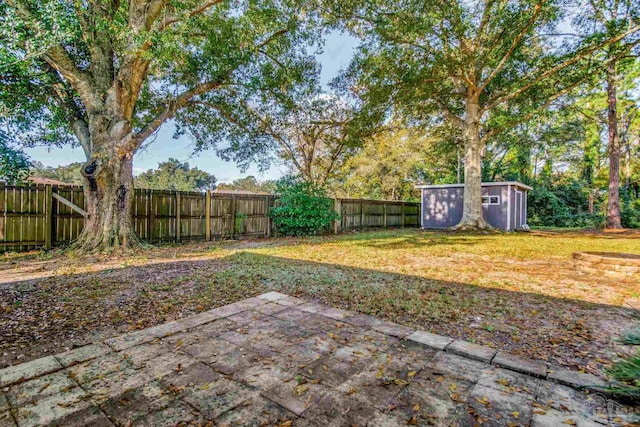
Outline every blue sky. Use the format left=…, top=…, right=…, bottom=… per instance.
left=24, top=31, right=358, bottom=184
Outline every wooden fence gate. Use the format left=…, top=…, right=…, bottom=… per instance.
left=0, top=184, right=420, bottom=252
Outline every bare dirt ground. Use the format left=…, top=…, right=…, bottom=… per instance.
left=1, top=229, right=639, bottom=379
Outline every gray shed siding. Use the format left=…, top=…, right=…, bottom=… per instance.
left=482, top=185, right=508, bottom=230
left=420, top=182, right=529, bottom=231
left=421, top=187, right=463, bottom=228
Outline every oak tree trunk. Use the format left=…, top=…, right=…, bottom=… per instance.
left=73, top=125, right=140, bottom=252
left=455, top=96, right=491, bottom=230
left=605, top=62, right=622, bottom=229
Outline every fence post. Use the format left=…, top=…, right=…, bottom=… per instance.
left=44, top=185, right=53, bottom=250
left=175, top=191, right=181, bottom=243
left=383, top=202, right=387, bottom=228
left=360, top=200, right=364, bottom=230
left=231, top=195, right=237, bottom=239
left=401, top=202, right=405, bottom=227
left=146, top=190, right=153, bottom=243
left=205, top=191, right=211, bottom=241
left=333, top=198, right=341, bottom=234
left=266, top=195, right=272, bottom=237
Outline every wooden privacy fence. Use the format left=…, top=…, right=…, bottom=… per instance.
left=0, top=184, right=420, bottom=251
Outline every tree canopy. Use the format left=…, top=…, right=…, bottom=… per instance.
left=30, top=161, right=84, bottom=185
left=216, top=175, right=276, bottom=193
left=135, top=158, right=216, bottom=192
left=0, top=0, right=323, bottom=250
left=327, top=0, right=640, bottom=228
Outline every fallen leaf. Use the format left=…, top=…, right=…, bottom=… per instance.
left=475, top=396, right=490, bottom=406
left=293, top=384, right=309, bottom=396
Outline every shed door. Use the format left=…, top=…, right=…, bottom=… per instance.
left=514, top=190, right=523, bottom=229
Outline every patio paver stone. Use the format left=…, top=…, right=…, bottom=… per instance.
left=0, top=293, right=634, bottom=426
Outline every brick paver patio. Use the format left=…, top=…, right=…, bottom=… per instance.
left=0, top=292, right=634, bottom=426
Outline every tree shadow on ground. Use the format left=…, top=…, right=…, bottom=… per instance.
left=0, top=251, right=633, bottom=381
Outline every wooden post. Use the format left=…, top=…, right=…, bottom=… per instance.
left=44, top=185, right=52, bottom=250
left=205, top=191, right=211, bottom=241
left=383, top=202, right=387, bottom=228
left=148, top=191, right=155, bottom=243
left=401, top=202, right=405, bottom=227
left=265, top=195, right=272, bottom=237
left=333, top=198, right=341, bottom=234
left=360, top=200, right=365, bottom=230
left=175, top=191, right=181, bottom=243
left=230, top=195, right=237, bottom=239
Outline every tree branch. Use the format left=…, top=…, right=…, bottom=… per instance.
left=477, top=1, right=545, bottom=93
left=437, top=100, right=466, bottom=129
left=487, top=24, right=640, bottom=110
left=482, top=77, right=585, bottom=143
left=159, top=0, right=224, bottom=30
left=132, top=79, right=226, bottom=147
left=6, top=0, right=99, bottom=107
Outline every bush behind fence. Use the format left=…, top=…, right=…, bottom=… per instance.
left=0, top=185, right=420, bottom=252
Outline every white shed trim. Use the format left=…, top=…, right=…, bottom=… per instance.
left=416, top=181, right=533, bottom=191
left=506, top=184, right=511, bottom=231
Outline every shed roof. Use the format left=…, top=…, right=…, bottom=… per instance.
left=416, top=181, right=532, bottom=191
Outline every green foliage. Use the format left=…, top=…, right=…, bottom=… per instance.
left=216, top=176, right=276, bottom=193
left=621, top=190, right=640, bottom=228
left=234, top=213, right=247, bottom=235
left=1, top=0, right=322, bottom=166
left=620, top=324, right=640, bottom=346
left=0, top=131, right=30, bottom=184
left=134, top=159, right=216, bottom=192
left=335, top=126, right=456, bottom=201
left=30, top=161, right=84, bottom=185
left=608, top=349, right=640, bottom=402
left=528, top=176, right=604, bottom=228
left=269, top=177, right=339, bottom=236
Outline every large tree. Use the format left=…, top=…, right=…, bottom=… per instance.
left=577, top=0, right=640, bottom=228
left=1, top=0, right=320, bottom=250
left=263, top=95, right=359, bottom=187
left=336, top=126, right=458, bottom=201
left=330, top=0, right=639, bottom=229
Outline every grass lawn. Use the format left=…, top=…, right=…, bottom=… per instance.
left=1, top=228, right=639, bottom=378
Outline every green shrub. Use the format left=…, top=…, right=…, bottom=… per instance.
left=620, top=324, right=640, bottom=345
left=268, top=177, right=340, bottom=236
left=608, top=350, right=640, bottom=402
left=528, top=186, right=570, bottom=226
left=621, top=191, right=640, bottom=228
left=528, top=176, right=607, bottom=228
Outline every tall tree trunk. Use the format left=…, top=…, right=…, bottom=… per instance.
left=605, top=61, right=622, bottom=229
left=455, top=96, right=491, bottom=229
left=73, top=125, right=140, bottom=252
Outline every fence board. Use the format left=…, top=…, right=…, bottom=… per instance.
left=0, top=184, right=420, bottom=251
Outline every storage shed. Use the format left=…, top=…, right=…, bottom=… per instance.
left=416, top=182, right=532, bottom=231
